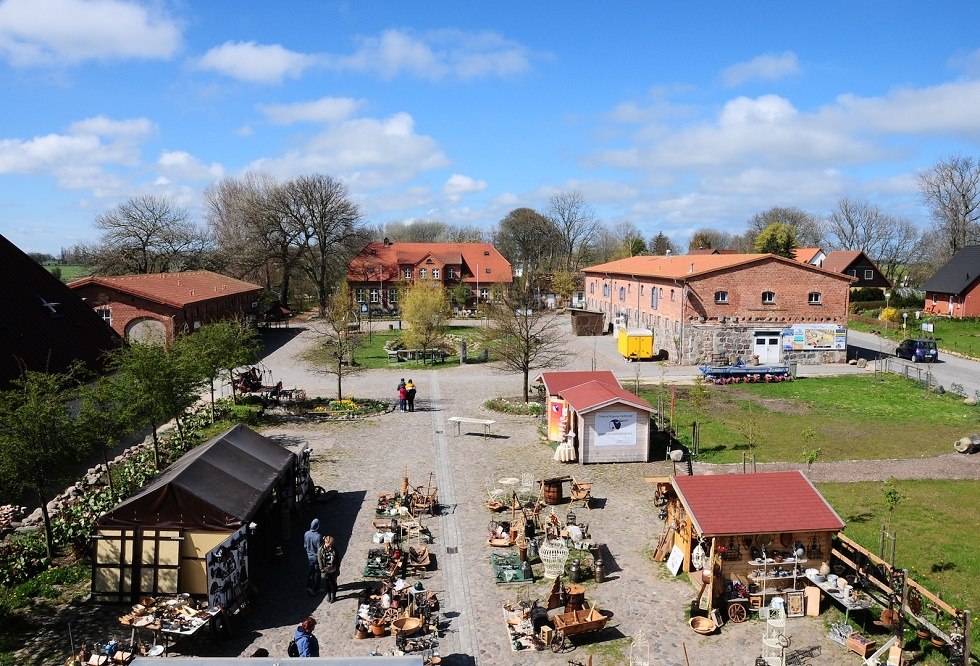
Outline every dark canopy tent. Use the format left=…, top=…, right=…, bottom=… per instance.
left=94, top=425, right=297, bottom=603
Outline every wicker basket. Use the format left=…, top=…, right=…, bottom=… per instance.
left=689, top=616, right=717, bottom=635
left=391, top=616, right=423, bottom=636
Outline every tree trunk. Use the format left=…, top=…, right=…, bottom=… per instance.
left=37, top=487, right=54, bottom=561
left=337, top=370, right=343, bottom=400
left=522, top=368, right=530, bottom=403
left=228, top=367, right=238, bottom=404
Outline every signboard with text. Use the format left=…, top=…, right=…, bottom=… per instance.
left=781, top=323, right=847, bottom=350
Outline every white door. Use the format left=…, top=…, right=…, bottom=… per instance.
left=753, top=333, right=781, bottom=365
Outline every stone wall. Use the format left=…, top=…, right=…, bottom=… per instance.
left=684, top=323, right=847, bottom=365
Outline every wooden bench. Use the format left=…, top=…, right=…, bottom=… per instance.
left=447, top=417, right=495, bottom=439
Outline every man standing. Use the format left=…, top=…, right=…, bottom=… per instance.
left=303, top=518, right=322, bottom=595
left=405, top=379, right=417, bottom=412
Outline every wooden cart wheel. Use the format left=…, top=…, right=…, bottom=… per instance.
left=728, top=602, right=748, bottom=623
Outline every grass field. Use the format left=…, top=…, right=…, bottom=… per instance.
left=41, top=262, right=90, bottom=282
left=849, top=315, right=980, bottom=359
left=302, top=326, right=485, bottom=371
left=639, top=374, right=978, bottom=464
left=818, top=479, right=980, bottom=655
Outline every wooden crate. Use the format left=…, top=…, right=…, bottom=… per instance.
left=847, top=633, right=876, bottom=657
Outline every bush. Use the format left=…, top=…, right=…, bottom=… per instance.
left=852, top=287, right=885, bottom=302
left=484, top=397, right=543, bottom=416
left=879, top=307, right=901, bottom=323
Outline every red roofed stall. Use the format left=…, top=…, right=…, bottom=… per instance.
left=651, top=471, right=845, bottom=621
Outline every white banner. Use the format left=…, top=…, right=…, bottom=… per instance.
left=594, top=410, right=637, bottom=447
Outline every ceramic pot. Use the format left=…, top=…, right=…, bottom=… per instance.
left=819, top=562, right=831, bottom=577
left=931, top=636, right=946, bottom=648
left=371, top=622, right=386, bottom=637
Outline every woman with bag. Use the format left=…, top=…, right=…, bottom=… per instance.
left=317, top=535, right=341, bottom=603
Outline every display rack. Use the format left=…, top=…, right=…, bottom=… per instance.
left=760, top=606, right=788, bottom=666
left=747, top=557, right=805, bottom=611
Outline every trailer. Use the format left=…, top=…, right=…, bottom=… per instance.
left=698, top=361, right=792, bottom=384
left=617, top=327, right=654, bottom=361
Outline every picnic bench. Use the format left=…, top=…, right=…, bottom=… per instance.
left=447, top=416, right=495, bottom=439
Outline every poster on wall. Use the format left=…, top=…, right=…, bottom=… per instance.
left=547, top=398, right=569, bottom=441
left=593, top=410, right=637, bottom=447
left=781, top=324, right=846, bottom=350
left=207, top=526, right=248, bottom=611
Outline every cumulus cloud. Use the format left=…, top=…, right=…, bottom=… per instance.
left=196, top=41, right=316, bottom=83
left=443, top=173, right=487, bottom=201
left=246, top=112, right=448, bottom=188
left=721, top=51, right=801, bottom=88
left=326, top=28, right=532, bottom=81
left=157, top=151, right=224, bottom=181
left=0, top=0, right=180, bottom=66
left=258, top=97, right=364, bottom=124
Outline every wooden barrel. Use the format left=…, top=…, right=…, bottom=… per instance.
left=543, top=479, right=563, bottom=505
left=564, top=584, right=586, bottom=612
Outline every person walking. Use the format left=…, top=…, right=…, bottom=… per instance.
left=303, top=519, right=322, bottom=595
left=405, top=379, right=417, bottom=412
left=317, top=535, right=341, bottom=603
left=292, top=617, right=319, bottom=657
left=398, top=384, right=408, bottom=412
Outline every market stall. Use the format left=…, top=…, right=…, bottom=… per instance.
left=93, top=425, right=308, bottom=605
left=652, top=471, right=845, bottom=623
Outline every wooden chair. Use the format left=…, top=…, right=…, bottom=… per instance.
left=516, top=472, right=536, bottom=504
left=570, top=479, right=594, bottom=509
left=410, top=485, right=438, bottom=517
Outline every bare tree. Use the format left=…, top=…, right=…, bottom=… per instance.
left=90, top=195, right=211, bottom=274
left=918, top=153, right=980, bottom=260
left=267, top=174, right=368, bottom=316
left=493, top=208, right=560, bottom=295
left=549, top=190, right=600, bottom=271
left=477, top=289, right=568, bottom=402
left=308, top=283, right=365, bottom=398
left=824, top=198, right=925, bottom=282
left=204, top=173, right=308, bottom=306
left=380, top=219, right=450, bottom=242
left=747, top=206, right=824, bottom=248
left=611, top=220, right=647, bottom=258
left=442, top=223, right=487, bottom=243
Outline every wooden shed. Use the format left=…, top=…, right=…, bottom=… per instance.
left=653, top=471, right=845, bottom=618
left=93, top=425, right=307, bottom=605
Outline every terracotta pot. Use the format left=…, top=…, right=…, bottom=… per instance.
left=916, top=628, right=931, bottom=640
left=355, top=628, right=369, bottom=640
left=370, top=622, right=387, bottom=637
left=930, top=636, right=946, bottom=648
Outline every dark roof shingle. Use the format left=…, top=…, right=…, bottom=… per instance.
left=921, top=245, right=980, bottom=295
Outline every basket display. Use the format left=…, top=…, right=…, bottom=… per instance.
left=689, top=616, right=717, bottom=635
left=391, top=616, right=423, bottom=636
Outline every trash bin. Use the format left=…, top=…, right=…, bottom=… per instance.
left=788, top=361, right=798, bottom=378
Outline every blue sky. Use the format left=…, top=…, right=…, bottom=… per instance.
left=2, top=0, right=980, bottom=255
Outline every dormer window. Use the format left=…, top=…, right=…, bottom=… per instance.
left=808, top=292, right=822, bottom=304
left=426, top=258, right=434, bottom=264
left=483, top=250, right=490, bottom=256
left=714, top=291, right=728, bottom=304
left=403, top=268, right=412, bottom=279
left=762, top=291, right=776, bottom=305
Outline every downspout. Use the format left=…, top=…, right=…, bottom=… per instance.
left=674, top=278, right=688, bottom=365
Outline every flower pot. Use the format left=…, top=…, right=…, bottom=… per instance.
left=355, top=628, right=369, bottom=640
left=916, top=628, right=930, bottom=640
left=370, top=622, right=387, bottom=637
left=930, top=635, right=946, bottom=648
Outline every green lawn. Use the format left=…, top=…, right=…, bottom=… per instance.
left=819, top=479, right=980, bottom=655
left=849, top=315, right=980, bottom=359
left=640, top=375, right=979, bottom=464
left=42, top=262, right=90, bottom=282
left=303, top=326, right=484, bottom=371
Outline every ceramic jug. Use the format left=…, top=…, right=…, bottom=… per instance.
left=819, top=561, right=831, bottom=577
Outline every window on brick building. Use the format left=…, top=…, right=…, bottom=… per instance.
left=618, top=287, right=626, bottom=301
left=389, top=288, right=398, bottom=303
left=602, top=284, right=610, bottom=297
left=670, top=289, right=675, bottom=301
left=403, top=268, right=412, bottom=279
left=714, top=291, right=728, bottom=304
left=419, top=268, right=427, bottom=279
left=762, top=291, right=775, bottom=304
left=651, top=287, right=658, bottom=309
left=590, top=282, right=594, bottom=294
left=97, top=309, right=111, bottom=325
left=432, top=269, right=440, bottom=279
left=355, top=288, right=365, bottom=302
left=370, top=288, right=379, bottom=303
left=808, top=292, right=821, bottom=304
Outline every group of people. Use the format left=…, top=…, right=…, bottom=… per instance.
left=293, top=518, right=342, bottom=657
left=397, top=378, right=418, bottom=412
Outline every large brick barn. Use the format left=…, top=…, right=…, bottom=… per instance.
left=582, top=253, right=855, bottom=365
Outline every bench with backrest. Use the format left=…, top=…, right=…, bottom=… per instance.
left=447, top=416, right=495, bottom=439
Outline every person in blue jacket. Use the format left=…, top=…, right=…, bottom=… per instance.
left=303, top=518, right=322, bottom=594
left=293, top=617, right=319, bottom=657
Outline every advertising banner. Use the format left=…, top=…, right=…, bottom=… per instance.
left=594, top=410, right=637, bottom=447
left=547, top=398, right=568, bottom=441
left=781, top=323, right=846, bottom=350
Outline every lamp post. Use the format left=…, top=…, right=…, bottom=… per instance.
left=884, top=290, right=892, bottom=310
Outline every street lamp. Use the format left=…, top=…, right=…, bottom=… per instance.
left=902, top=312, right=908, bottom=330
left=884, top=290, right=892, bottom=310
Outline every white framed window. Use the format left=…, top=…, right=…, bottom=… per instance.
left=97, top=309, right=111, bottom=325
left=808, top=292, right=822, bottom=304
left=403, top=268, right=412, bottom=279
left=931, top=294, right=936, bottom=304
left=370, top=288, right=380, bottom=303
left=670, top=289, right=676, bottom=301
left=762, top=291, right=776, bottom=304
left=848, top=269, right=858, bottom=277
left=651, top=287, right=658, bottom=309
left=864, top=269, right=873, bottom=279
left=480, top=287, right=489, bottom=301
left=618, top=287, right=626, bottom=301
left=389, top=288, right=398, bottom=303
left=714, top=291, right=728, bottom=304
left=355, top=288, right=366, bottom=303
left=447, top=268, right=456, bottom=279
left=590, top=282, right=595, bottom=294
left=602, top=284, right=610, bottom=297
left=419, top=268, right=427, bottom=279
left=432, top=268, right=440, bottom=279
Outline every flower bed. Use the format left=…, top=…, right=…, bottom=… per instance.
left=288, top=396, right=390, bottom=419
left=709, top=373, right=794, bottom=385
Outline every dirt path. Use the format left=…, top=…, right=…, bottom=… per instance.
left=697, top=451, right=980, bottom=482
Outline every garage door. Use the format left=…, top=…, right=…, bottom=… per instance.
left=753, top=332, right=781, bottom=365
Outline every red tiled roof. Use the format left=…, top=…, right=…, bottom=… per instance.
left=68, top=271, right=262, bottom=308
left=560, top=380, right=653, bottom=414
left=348, top=241, right=513, bottom=284
left=672, top=471, right=844, bottom=537
left=537, top=370, right=620, bottom=395
left=793, top=247, right=823, bottom=263
left=821, top=250, right=862, bottom=273
left=583, top=253, right=853, bottom=283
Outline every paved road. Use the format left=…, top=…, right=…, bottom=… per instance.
left=847, top=329, right=980, bottom=398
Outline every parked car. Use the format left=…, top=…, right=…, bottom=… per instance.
left=895, top=338, right=938, bottom=363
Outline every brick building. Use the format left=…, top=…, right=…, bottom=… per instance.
left=820, top=250, right=891, bottom=290
left=921, top=244, right=980, bottom=318
left=346, top=238, right=512, bottom=311
left=582, top=253, right=854, bottom=365
left=69, top=271, right=262, bottom=343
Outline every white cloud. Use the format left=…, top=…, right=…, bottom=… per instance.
left=157, top=151, right=224, bottom=181
left=245, top=112, right=448, bottom=188
left=258, top=97, right=364, bottom=125
left=948, top=47, right=980, bottom=78
left=196, top=41, right=316, bottom=83
left=721, top=51, right=801, bottom=88
left=327, top=28, right=531, bottom=81
left=0, top=0, right=180, bottom=66
left=443, top=174, right=487, bottom=202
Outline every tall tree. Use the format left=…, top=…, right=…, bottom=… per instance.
left=401, top=283, right=450, bottom=361
left=611, top=221, right=646, bottom=258
left=309, top=283, right=365, bottom=399
left=650, top=231, right=677, bottom=256
left=204, top=173, right=306, bottom=306
left=687, top=228, right=733, bottom=252
left=747, top=206, right=823, bottom=248
left=493, top=208, right=560, bottom=296
left=754, top=222, right=799, bottom=258
left=268, top=174, right=368, bottom=316
left=181, top=320, right=262, bottom=417
left=477, top=289, right=568, bottom=402
left=548, top=190, right=600, bottom=271
left=89, top=195, right=212, bottom=274
left=824, top=198, right=925, bottom=282
left=918, top=153, right=980, bottom=260
left=0, top=367, right=94, bottom=559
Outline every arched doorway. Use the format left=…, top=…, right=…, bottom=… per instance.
left=125, top=317, right=167, bottom=344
